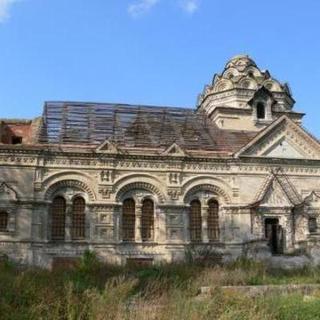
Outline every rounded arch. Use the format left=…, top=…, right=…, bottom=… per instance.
left=182, top=176, right=232, bottom=204
left=223, top=67, right=240, bottom=80
left=263, top=79, right=282, bottom=92
left=42, top=170, right=94, bottom=186
left=114, top=173, right=166, bottom=203
left=116, top=182, right=165, bottom=203
left=45, top=179, right=95, bottom=202
left=238, top=77, right=258, bottom=90
left=245, top=66, right=261, bottom=78
left=213, top=79, right=233, bottom=93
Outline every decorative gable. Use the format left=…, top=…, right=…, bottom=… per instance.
left=251, top=169, right=302, bottom=208
left=0, top=183, right=17, bottom=202
left=260, top=179, right=292, bottom=207
left=96, top=139, right=120, bottom=154
left=162, top=143, right=187, bottom=157
left=262, top=138, right=306, bottom=159
left=236, top=116, right=320, bottom=159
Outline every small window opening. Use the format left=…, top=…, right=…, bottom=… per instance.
left=309, top=217, right=317, bottom=233
left=11, top=136, right=22, bottom=145
left=0, top=211, right=8, bottom=232
left=257, top=102, right=266, bottom=119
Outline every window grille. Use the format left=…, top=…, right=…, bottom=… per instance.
left=190, top=200, right=202, bottom=242
left=0, top=211, right=8, bottom=232
left=71, top=197, right=86, bottom=240
left=141, top=199, right=154, bottom=241
left=51, top=197, right=66, bottom=240
left=122, top=199, right=135, bottom=241
left=208, top=200, right=220, bottom=241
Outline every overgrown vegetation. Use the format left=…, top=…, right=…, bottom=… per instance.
left=1, top=252, right=320, bottom=319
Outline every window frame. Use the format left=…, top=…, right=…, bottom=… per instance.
left=207, top=199, right=220, bottom=241
left=0, top=211, right=9, bottom=232
left=122, top=198, right=136, bottom=242
left=50, top=196, right=67, bottom=241
left=141, top=198, right=154, bottom=242
left=189, top=199, right=202, bottom=243
left=71, top=196, right=86, bottom=240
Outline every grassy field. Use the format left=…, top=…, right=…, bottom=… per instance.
left=1, top=252, right=320, bottom=320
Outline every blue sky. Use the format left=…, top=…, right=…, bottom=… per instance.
left=0, top=0, right=320, bottom=136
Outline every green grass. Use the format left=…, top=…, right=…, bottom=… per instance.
left=1, top=253, right=320, bottom=319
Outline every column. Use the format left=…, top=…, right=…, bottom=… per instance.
left=65, top=203, right=72, bottom=241
left=135, top=204, right=142, bottom=242
left=202, top=205, right=209, bottom=243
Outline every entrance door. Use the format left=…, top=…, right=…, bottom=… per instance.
left=265, top=218, right=283, bottom=254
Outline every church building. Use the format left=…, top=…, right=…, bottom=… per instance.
left=1, top=55, right=320, bottom=267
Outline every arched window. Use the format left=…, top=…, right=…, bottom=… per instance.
left=122, top=199, right=135, bottom=241
left=0, top=211, right=8, bottom=232
left=190, top=200, right=202, bottom=242
left=309, top=217, right=317, bottom=233
left=71, top=197, right=86, bottom=240
left=141, top=199, right=154, bottom=241
left=50, top=196, right=66, bottom=240
left=208, top=200, right=220, bottom=241
left=257, top=102, right=266, bottom=119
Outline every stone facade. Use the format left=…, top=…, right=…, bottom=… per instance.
left=1, top=55, right=320, bottom=268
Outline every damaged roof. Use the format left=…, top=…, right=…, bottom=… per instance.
left=38, top=101, right=257, bottom=154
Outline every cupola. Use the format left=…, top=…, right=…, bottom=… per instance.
left=197, top=55, right=303, bottom=131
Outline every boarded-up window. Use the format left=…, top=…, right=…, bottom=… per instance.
left=71, top=197, right=86, bottom=240
left=51, top=197, right=66, bottom=240
left=208, top=200, right=219, bottom=241
left=122, top=199, right=135, bottom=241
left=141, top=199, right=154, bottom=241
left=190, top=200, right=202, bottom=242
left=0, top=211, right=8, bottom=232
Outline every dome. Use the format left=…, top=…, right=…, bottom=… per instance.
left=225, top=55, right=257, bottom=71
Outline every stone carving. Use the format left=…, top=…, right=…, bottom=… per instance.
left=45, top=180, right=96, bottom=201
left=0, top=183, right=17, bottom=202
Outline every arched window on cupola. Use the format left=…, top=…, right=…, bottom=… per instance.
left=122, top=198, right=135, bottom=241
left=0, top=211, right=8, bottom=232
left=208, top=200, right=220, bottom=241
left=50, top=196, right=66, bottom=240
left=71, top=197, right=86, bottom=240
left=141, top=199, right=154, bottom=242
left=257, top=102, right=266, bottom=119
left=190, top=200, right=202, bottom=242
left=309, top=217, right=318, bottom=233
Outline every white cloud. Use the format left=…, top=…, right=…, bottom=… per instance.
left=128, top=0, right=200, bottom=18
left=180, top=0, right=199, bottom=14
left=0, top=0, right=18, bottom=23
left=128, top=0, right=160, bottom=18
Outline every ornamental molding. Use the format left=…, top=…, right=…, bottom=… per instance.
left=167, top=188, right=182, bottom=200
left=235, top=116, right=320, bottom=159
left=115, top=182, right=165, bottom=203
left=252, top=169, right=302, bottom=208
left=0, top=182, right=18, bottom=202
left=184, top=184, right=231, bottom=204
left=44, top=180, right=96, bottom=201
left=162, top=143, right=187, bottom=157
